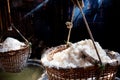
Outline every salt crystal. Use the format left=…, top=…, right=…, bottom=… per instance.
left=41, top=39, right=119, bottom=68
left=0, top=37, right=25, bottom=52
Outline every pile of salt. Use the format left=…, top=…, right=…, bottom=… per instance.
left=0, top=37, right=25, bottom=52
left=41, top=39, right=120, bottom=69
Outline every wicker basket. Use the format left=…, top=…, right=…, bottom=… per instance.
left=46, top=65, right=118, bottom=80
left=0, top=24, right=31, bottom=73
left=0, top=42, right=31, bottom=73
left=43, top=45, right=119, bottom=80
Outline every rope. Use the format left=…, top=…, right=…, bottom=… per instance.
left=66, top=5, right=75, bottom=47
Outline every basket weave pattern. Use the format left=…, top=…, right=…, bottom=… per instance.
left=46, top=64, right=118, bottom=80
left=0, top=44, right=30, bottom=72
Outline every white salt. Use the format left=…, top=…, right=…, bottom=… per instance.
left=0, top=37, right=25, bottom=52
left=41, top=39, right=119, bottom=69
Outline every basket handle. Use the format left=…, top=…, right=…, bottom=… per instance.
left=10, top=23, right=29, bottom=44
left=6, top=0, right=29, bottom=44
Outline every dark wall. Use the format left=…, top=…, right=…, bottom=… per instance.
left=42, top=0, right=120, bottom=53
left=104, top=0, right=120, bottom=52
left=12, top=0, right=120, bottom=53
left=0, top=0, right=120, bottom=58
left=41, top=0, right=120, bottom=53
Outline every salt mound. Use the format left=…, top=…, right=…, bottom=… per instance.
left=0, top=37, right=25, bottom=52
left=41, top=39, right=119, bottom=69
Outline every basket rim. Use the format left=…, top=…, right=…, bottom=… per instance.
left=44, top=61, right=119, bottom=70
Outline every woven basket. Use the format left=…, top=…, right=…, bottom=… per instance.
left=43, top=45, right=119, bottom=80
left=46, top=65, right=118, bottom=80
left=0, top=42, right=31, bottom=73
left=46, top=64, right=118, bottom=80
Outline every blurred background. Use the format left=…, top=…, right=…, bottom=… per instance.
left=0, top=0, right=120, bottom=59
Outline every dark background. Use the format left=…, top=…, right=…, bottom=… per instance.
left=0, top=0, right=120, bottom=57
